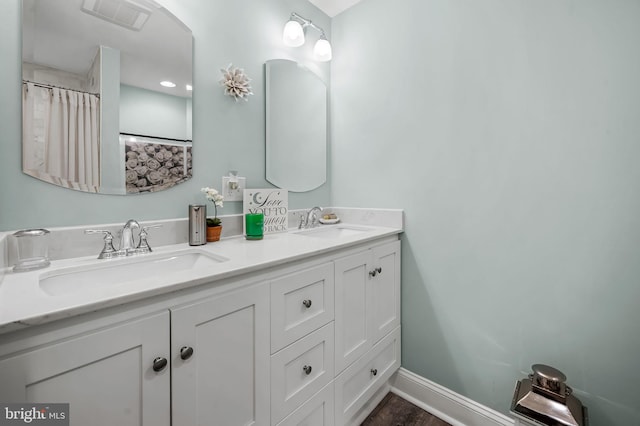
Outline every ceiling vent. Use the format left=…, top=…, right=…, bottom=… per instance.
left=81, top=0, right=154, bottom=31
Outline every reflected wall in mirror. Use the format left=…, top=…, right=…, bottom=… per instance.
left=22, top=0, right=193, bottom=194
left=265, top=59, right=327, bottom=192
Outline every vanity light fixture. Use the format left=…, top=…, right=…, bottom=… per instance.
left=160, top=80, right=176, bottom=88
left=313, top=35, right=332, bottom=62
left=282, top=13, right=332, bottom=62
left=283, top=18, right=305, bottom=47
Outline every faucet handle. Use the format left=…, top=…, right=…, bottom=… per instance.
left=137, top=224, right=162, bottom=252
left=298, top=213, right=307, bottom=229
left=84, top=230, right=117, bottom=259
left=311, top=211, right=321, bottom=227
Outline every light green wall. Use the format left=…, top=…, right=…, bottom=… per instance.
left=120, top=84, right=191, bottom=140
left=0, top=0, right=331, bottom=230
left=331, top=0, right=640, bottom=424
left=4, top=0, right=639, bottom=423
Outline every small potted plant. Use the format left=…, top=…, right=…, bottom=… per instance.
left=201, top=187, right=224, bottom=242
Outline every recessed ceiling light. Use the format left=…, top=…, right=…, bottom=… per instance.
left=186, top=84, right=193, bottom=91
left=160, top=81, right=176, bottom=88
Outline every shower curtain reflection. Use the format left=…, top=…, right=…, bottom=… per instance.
left=22, top=82, right=100, bottom=192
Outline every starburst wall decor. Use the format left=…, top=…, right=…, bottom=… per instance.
left=219, top=64, right=253, bottom=101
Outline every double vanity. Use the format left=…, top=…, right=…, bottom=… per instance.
left=13, top=2, right=397, bottom=424
left=0, top=209, right=403, bottom=426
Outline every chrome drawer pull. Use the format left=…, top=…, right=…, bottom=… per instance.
left=302, top=299, right=312, bottom=308
left=371, top=368, right=378, bottom=376
left=303, top=365, right=313, bottom=375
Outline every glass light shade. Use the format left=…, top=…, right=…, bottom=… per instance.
left=313, top=38, right=332, bottom=62
left=283, top=20, right=305, bottom=47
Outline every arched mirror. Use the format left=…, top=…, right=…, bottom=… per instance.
left=265, top=59, right=327, bottom=192
left=21, top=0, right=193, bottom=194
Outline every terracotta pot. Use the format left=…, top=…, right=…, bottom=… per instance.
left=206, top=226, right=222, bottom=242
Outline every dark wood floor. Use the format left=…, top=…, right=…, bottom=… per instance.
left=360, top=392, right=452, bottom=426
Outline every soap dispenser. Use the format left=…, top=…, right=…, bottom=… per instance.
left=188, top=205, right=206, bottom=246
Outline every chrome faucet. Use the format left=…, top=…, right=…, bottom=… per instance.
left=120, top=219, right=140, bottom=252
left=298, top=206, right=323, bottom=229
left=85, top=220, right=162, bottom=259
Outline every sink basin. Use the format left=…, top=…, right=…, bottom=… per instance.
left=40, top=249, right=228, bottom=296
left=292, top=225, right=370, bottom=239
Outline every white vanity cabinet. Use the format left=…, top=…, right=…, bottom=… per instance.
left=0, top=234, right=402, bottom=426
left=334, top=240, right=401, bottom=375
left=0, top=312, right=171, bottom=426
left=271, top=239, right=401, bottom=426
left=269, top=262, right=336, bottom=425
left=0, top=282, right=269, bottom=426
left=333, top=240, right=401, bottom=425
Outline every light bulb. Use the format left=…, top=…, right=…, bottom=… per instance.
left=313, top=37, right=332, bottom=62
left=283, top=20, right=305, bottom=47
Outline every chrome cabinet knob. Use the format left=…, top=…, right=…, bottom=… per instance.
left=370, top=368, right=378, bottom=376
left=302, top=299, right=312, bottom=308
left=303, top=365, right=313, bottom=375
left=152, top=357, right=168, bottom=372
left=369, top=267, right=382, bottom=277
left=180, top=346, right=194, bottom=360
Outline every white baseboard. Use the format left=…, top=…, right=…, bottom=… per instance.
left=390, top=368, right=515, bottom=426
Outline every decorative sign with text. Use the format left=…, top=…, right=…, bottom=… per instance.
left=243, top=189, right=289, bottom=234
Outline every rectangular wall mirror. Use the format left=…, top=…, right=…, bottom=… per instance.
left=21, top=0, right=193, bottom=195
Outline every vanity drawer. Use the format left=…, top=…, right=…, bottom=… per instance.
left=334, top=326, right=401, bottom=426
left=271, top=322, right=335, bottom=425
left=276, top=382, right=334, bottom=426
left=271, top=263, right=334, bottom=352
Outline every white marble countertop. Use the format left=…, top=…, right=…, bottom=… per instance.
left=0, top=220, right=402, bottom=335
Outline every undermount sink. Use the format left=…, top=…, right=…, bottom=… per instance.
left=292, top=225, right=370, bottom=239
left=39, top=249, right=228, bottom=296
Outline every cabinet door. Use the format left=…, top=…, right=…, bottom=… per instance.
left=370, top=241, right=401, bottom=343
left=0, top=312, right=170, bottom=426
left=334, top=250, right=372, bottom=374
left=171, top=282, right=270, bottom=426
